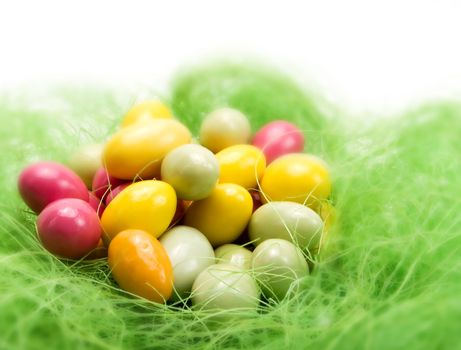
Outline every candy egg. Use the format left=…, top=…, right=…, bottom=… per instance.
left=215, top=145, right=266, bottom=189
left=68, top=143, right=104, bottom=188
left=88, top=192, right=106, bottom=217
left=191, top=264, right=260, bottom=311
left=252, top=121, right=304, bottom=164
left=104, top=183, right=130, bottom=206
left=248, top=201, right=324, bottom=251
left=91, top=167, right=126, bottom=200
left=108, top=229, right=173, bottom=303
left=260, top=153, right=331, bottom=208
left=101, top=180, right=176, bottom=244
left=161, top=144, right=219, bottom=200
left=159, top=226, right=215, bottom=300
left=18, top=162, right=89, bottom=213
left=200, top=108, right=251, bottom=153
left=251, top=239, right=308, bottom=301
left=214, top=244, right=252, bottom=269
left=37, top=198, right=101, bottom=259
left=184, top=183, right=253, bottom=247
left=121, top=100, right=173, bottom=127
left=103, top=119, right=191, bottom=180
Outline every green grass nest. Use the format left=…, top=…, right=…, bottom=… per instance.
left=1, top=62, right=461, bottom=350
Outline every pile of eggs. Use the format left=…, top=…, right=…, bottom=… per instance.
left=17, top=101, right=334, bottom=311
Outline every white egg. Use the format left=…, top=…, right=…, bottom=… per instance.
left=191, top=263, right=260, bottom=311
left=251, top=239, right=309, bottom=301
left=68, top=143, right=103, bottom=188
left=159, top=225, right=215, bottom=300
left=214, top=244, right=252, bottom=269
left=249, top=201, right=324, bottom=252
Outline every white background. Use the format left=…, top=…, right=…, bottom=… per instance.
left=0, top=0, right=460, bottom=115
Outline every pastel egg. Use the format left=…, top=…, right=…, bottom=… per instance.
left=18, top=161, right=89, bottom=213
left=103, top=119, right=191, bottom=180
left=108, top=229, right=173, bottom=303
left=248, top=201, right=324, bottom=252
left=37, top=198, right=101, bottom=259
left=88, top=192, right=106, bottom=217
left=252, top=121, right=304, bottom=164
left=200, top=108, right=251, bottom=153
left=251, top=239, right=308, bottom=301
left=91, top=167, right=127, bottom=200
left=159, top=226, right=215, bottom=300
left=68, top=143, right=104, bottom=188
left=214, top=244, right=252, bottom=269
left=121, top=100, right=173, bottom=127
left=104, top=183, right=130, bottom=206
left=184, top=183, right=253, bottom=247
left=260, top=153, right=331, bottom=208
left=216, top=145, right=266, bottom=189
left=161, top=144, right=219, bottom=200
left=191, top=264, right=260, bottom=311
left=101, top=180, right=176, bottom=244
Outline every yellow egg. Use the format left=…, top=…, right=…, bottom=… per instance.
left=101, top=180, right=177, bottom=244
left=184, top=184, right=253, bottom=247
left=260, top=153, right=331, bottom=208
left=121, top=100, right=173, bottom=127
left=103, top=119, right=191, bottom=180
left=216, top=145, right=266, bottom=190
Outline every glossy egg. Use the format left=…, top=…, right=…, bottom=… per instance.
left=161, top=144, right=219, bottom=200
left=248, top=201, right=324, bottom=251
left=18, top=161, right=89, bottom=213
left=216, top=145, right=266, bottom=189
left=108, top=229, right=173, bottom=303
left=91, top=167, right=126, bottom=200
left=191, top=263, right=260, bottom=311
left=200, top=108, right=251, bottom=153
left=184, top=184, right=253, bottom=247
left=159, top=226, right=215, bottom=300
left=37, top=198, right=101, bottom=259
left=104, top=183, right=130, bottom=206
left=121, top=100, right=173, bottom=127
left=103, top=119, right=191, bottom=180
left=260, top=153, right=331, bottom=208
left=214, top=244, right=252, bottom=269
left=252, top=121, right=304, bottom=164
left=68, top=143, right=104, bottom=188
left=88, top=192, right=106, bottom=217
left=101, top=180, right=176, bottom=244
left=251, top=239, right=308, bottom=301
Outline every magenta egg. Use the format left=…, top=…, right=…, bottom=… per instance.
left=91, top=167, right=126, bottom=200
left=252, top=121, right=305, bottom=164
left=104, top=183, right=130, bottom=206
left=37, top=198, right=101, bottom=259
left=18, top=161, right=89, bottom=213
left=88, top=192, right=106, bottom=218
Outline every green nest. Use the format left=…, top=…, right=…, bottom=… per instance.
left=1, top=62, right=460, bottom=350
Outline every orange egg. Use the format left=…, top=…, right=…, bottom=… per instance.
left=108, top=229, right=173, bottom=303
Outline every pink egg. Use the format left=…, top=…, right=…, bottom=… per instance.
left=37, top=198, right=101, bottom=260
left=18, top=161, right=89, bottom=213
left=252, top=121, right=305, bottom=164
left=104, top=183, right=130, bottom=206
left=88, top=192, right=106, bottom=217
left=91, top=167, right=126, bottom=200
